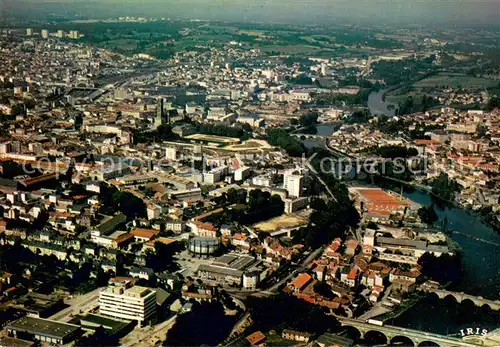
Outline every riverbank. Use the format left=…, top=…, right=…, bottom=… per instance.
left=375, top=292, right=426, bottom=323
left=375, top=172, right=500, bottom=236
left=367, top=90, right=395, bottom=116
left=383, top=188, right=500, bottom=334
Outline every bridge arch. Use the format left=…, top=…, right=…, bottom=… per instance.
left=390, top=335, right=415, bottom=346
left=337, top=326, right=362, bottom=342
left=443, top=293, right=459, bottom=303
left=363, top=330, right=387, bottom=345
left=418, top=341, right=439, bottom=347
left=427, top=292, right=440, bottom=301
left=481, top=303, right=491, bottom=311
left=460, top=298, right=476, bottom=308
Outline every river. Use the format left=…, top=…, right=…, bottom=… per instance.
left=301, top=91, right=394, bottom=149
left=299, top=92, right=499, bottom=335
left=367, top=90, right=395, bottom=116
left=301, top=123, right=340, bottom=149
left=389, top=190, right=500, bottom=335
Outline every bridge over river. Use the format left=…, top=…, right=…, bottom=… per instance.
left=337, top=317, right=481, bottom=346
left=418, top=285, right=500, bottom=311
left=291, top=133, right=330, bottom=140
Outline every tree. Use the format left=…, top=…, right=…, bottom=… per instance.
left=314, top=281, right=336, bottom=299
left=267, top=128, right=305, bottom=157
left=374, top=145, right=418, bottom=159
left=10, top=104, right=25, bottom=117
left=145, top=241, right=178, bottom=272
left=297, top=193, right=360, bottom=248
left=75, top=326, right=115, bottom=347
left=157, top=124, right=173, bottom=140
left=346, top=110, right=372, bottom=124
left=99, top=184, right=147, bottom=219
left=366, top=221, right=379, bottom=230
left=418, top=205, right=439, bottom=225
left=165, top=302, right=235, bottom=346
left=418, top=252, right=461, bottom=284
left=429, top=173, right=461, bottom=202
left=246, top=293, right=340, bottom=335
left=486, top=97, right=500, bottom=111
left=299, top=112, right=319, bottom=127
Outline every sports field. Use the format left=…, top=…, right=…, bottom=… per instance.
left=185, top=133, right=241, bottom=144
left=224, top=140, right=272, bottom=152
left=254, top=213, right=309, bottom=232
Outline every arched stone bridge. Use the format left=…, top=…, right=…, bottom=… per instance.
left=418, top=287, right=500, bottom=311
left=290, top=134, right=329, bottom=140
left=337, top=317, right=479, bottom=347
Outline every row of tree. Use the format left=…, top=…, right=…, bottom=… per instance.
left=99, top=184, right=147, bottom=219
left=267, top=128, right=305, bottom=157
left=429, top=173, right=461, bottom=202
left=206, top=189, right=285, bottom=226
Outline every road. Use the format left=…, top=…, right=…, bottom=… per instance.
left=357, top=285, right=393, bottom=321
left=266, top=246, right=324, bottom=294
left=120, top=315, right=178, bottom=347
left=227, top=246, right=324, bottom=300
left=49, top=287, right=103, bottom=322
left=226, top=312, right=251, bottom=342
left=306, top=162, right=337, bottom=202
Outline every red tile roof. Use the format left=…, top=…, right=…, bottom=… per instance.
left=195, top=221, right=217, bottom=232
left=114, top=233, right=134, bottom=245
left=246, top=331, right=266, bottom=345
left=289, top=273, right=312, bottom=291
left=347, top=268, right=358, bottom=280
left=130, top=228, right=160, bottom=240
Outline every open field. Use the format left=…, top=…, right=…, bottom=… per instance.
left=184, top=133, right=241, bottom=144
left=224, top=139, right=272, bottom=152
left=413, top=74, right=499, bottom=89
left=259, top=44, right=323, bottom=54
left=254, top=213, right=309, bottom=233
left=237, top=30, right=267, bottom=37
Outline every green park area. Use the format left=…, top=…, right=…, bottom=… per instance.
left=413, top=73, right=499, bottom=89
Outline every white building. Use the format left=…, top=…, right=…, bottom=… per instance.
left=165, top=220, right=185, bottom=233
left=99, top=283, right=156, bottom=325
left=41, top=29, right=49, bottom=39
left=203, top=166, right=227, bottom=184
left=147, top=204, right=161, bottom=220
left=252, top=175, right=272, bottom=187
left=243, top=272, right=260, bottom=290
left=234, top=167, right=250, bottom=182
left=284, top=197, right=309, bottom=214
left=237, top=115, right=264, bottom=127
left=29, top=143, right=44, bottom=155
left=284, top=173, right=303, bottom=198
left=165, top=147, right=177, bottom=161
left=363, top=229, right=376, bottom=247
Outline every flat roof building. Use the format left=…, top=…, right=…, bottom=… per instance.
left=0, top=336, right=35, bottom=347
left=99, top=282, right=156, bottom=326
left=6, top=316, right=81, bottom=345
left=68, top=313, right=133, bottom=338
left=197, top=254, right=265, bottom=288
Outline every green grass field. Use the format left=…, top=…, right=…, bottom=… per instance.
left=259, top=44, right=322, bottom=54
left=414, top=74, right=499, bottom=89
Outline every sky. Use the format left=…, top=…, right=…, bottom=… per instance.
left=5, top=0, right=500, bottom=26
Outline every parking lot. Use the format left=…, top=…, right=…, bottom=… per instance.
left=49, top=287, right=102, bottom=322
left=173, top=249, right=217, bottom=279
